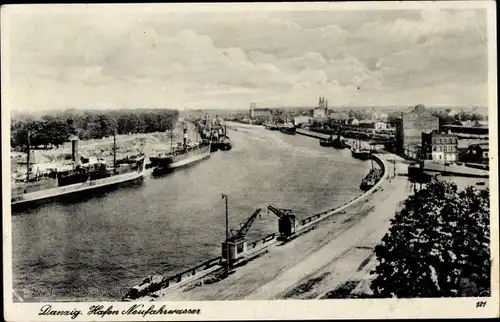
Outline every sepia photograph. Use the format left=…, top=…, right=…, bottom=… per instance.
left=2, top=1, right=498, bottom=320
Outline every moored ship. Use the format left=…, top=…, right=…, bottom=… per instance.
left=351, top=139, right=371, bottom=160
left=360, top=168, right=382, bottom=191
left=265, top=123, right=280, bottom=131
left=152, top=126, right=211, bottom=175
left=332, top=128, right=347, bottom=149
left=319, top=135, right=335, bottom=147
left=279, top=122, right=296, bottom=135
left=218, top=135, right=232, bottom=151
left=11, top=135, right=146, bottom=211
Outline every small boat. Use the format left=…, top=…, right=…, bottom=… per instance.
left=332, top=130, right=347, bottom=149
left=351, top=148, right=371, bottom=160
left=319, top=136, right=334, bottom=147
left=123, top=275, right=166, bottom=300
left=280, top=122, right=296, bottom=135
left=332, top=137, right=347, bottom=149
left=351, top=139, right=371, bottom=160
left=219, top=136, right=232, bottom=151
left=265, top=123, right=280, bottom=131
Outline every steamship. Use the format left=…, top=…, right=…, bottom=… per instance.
left=351, top=139, right=371, bottom=160
left=152, top=126, right=211, bottom=175
left=11, top=135, right=146, bottom=211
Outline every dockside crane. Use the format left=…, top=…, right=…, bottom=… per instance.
left=229, top=208, right=263, bottom=242
left=267, top=205, right=296, bottom=240
left=222, top=208, right=263, bottom=264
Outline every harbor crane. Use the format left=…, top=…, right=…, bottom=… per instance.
left=222, top=208, right=263, bottom=263
left=267, top=205, right=296, bottom=240
left=229, top=208, right=263, bottom=242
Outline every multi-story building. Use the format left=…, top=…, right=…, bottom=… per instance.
left=395, top=104, right=439, bottom=158
left=313, top=108, right=326, bottom=118
left=441, top=122, right=489, bottom=137
left=293, top=116, right=312, bottom=127
left=374, top=121, right=390, bottom=130
left=461, top=143, right=489, bottom=164
left=421, top=131, right=459, bottom=162
left=312, top=96, right=328, bottom=119
left=249, top=103, right=272, bottom=122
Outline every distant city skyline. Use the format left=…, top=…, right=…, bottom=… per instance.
left=5, top=4, right=490, bottom=112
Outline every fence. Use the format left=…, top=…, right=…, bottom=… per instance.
left=298, top=154, right=386, bottom=228
left=130, top=156, right=386, bottom=298
left=157, top=256, right=222, bottom=290
left=248, top=233, right=276, bottom=250
left=134, top=232, right=279, bottom=295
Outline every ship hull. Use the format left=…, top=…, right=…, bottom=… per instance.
left=351, top=150, right=371, bottom=160
left=280, top=127, right=296, bottom=135
left=319, top=140, right=333, bottom=147
left=332, top=139, right=347, bottom=149
left=11, top=158, right=146, bottom=211
left=153, top=145, right=211, bottom=175
left=149, top=156, right=160, bottom=166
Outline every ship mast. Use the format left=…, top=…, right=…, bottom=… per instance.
left=26, top=130, right=31, bottom=182
left=113, top=130, right=117, bottom=173
left=170, top=123, right=173, bottom=152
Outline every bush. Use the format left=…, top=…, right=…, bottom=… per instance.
left=370, top=179, right=490, bottom=298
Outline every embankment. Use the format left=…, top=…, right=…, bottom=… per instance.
left=127, top=153, right=388, bottom=301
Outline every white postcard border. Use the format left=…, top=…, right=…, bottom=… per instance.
left=2, top=1, right=499, bottom=321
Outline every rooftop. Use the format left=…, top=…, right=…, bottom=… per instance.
left=469, top=143, right=490, bottom=151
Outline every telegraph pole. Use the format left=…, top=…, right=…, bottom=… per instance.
left=444, top=153, right=447, bottom=175
left=393, top=153, right=396, bottom=178
left=113, top=129, right=117, bottom=173
left=221, top=193, right=230, bottom=276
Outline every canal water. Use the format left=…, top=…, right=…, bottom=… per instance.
left=11, top=123, right=372, bottom=301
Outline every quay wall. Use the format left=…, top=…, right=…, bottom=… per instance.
left=296, top=154, right=386, bottom=231
left=131, top=232, right=279, bottom=297
left=128, top=152, right=388, bottom=299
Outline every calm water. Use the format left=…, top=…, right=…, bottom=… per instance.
left=12, top=123, right=372, bottom=301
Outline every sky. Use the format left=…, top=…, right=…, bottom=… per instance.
left=5, top=4, right=490, bottom=112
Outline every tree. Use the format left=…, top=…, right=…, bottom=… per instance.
left=370, top=179, right=490, bottom=298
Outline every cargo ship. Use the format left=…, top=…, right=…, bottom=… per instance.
left=265, top=123, right=280, bottom=131
left=152, top=126, right=211, bottom=175
left=11, top=134, right=146, bottom=211
left=332, top=128, right=347, bottom=149
left=195, top=120, right=231, bottom=152
left=280, top=122, right=296, bottom=135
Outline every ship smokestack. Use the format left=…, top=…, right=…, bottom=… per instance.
left=70, top=135, right=80, bottom=167
left=183, top=126, right=188, bottom=148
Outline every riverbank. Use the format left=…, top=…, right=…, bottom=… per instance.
left=296, top=128, right=373, bottom=150
left=146, top=154, right=393, bottom=301
left=13, top=121, right=373, bottom=301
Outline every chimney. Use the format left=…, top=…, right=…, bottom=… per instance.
left=183, top=126, right=188, bottom=148
left=70, top=135, right=80, bottom=166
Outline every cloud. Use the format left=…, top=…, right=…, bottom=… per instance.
left=6, top=7, right=489, bottom=112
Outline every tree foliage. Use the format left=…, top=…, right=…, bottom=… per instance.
left=370, top=179, right=490, bottom=298
left=11, top=109, right=179, bottom=149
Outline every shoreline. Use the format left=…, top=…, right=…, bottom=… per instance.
left=132, top=153, right=390, bottom=301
